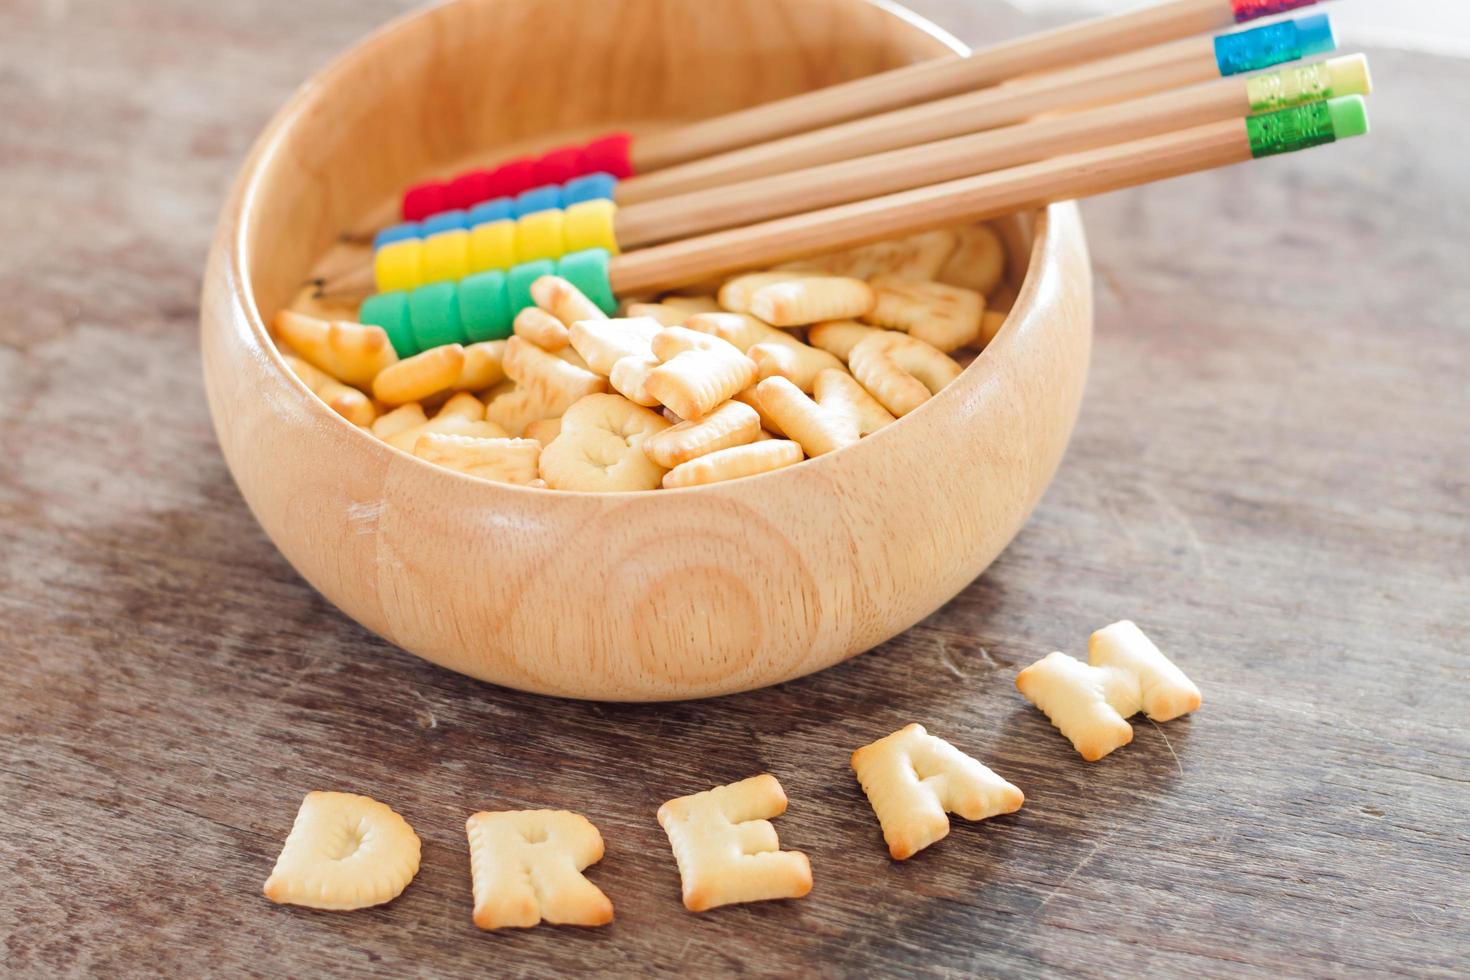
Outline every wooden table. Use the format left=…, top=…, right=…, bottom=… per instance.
left=3, top=1, right=1467, bottom=975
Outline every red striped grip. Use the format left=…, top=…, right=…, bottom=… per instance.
left=399, top=132, right=634, bottom=222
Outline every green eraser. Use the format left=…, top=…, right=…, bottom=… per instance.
left=1327, top=95, right=1370, bottom=139
left=1326, top=54, right=1372, bottom=98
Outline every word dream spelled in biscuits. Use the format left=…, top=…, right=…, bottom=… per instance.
left=262, top=624, right=1200, bottom=928
left=273, top=224, right=1008, bottom=490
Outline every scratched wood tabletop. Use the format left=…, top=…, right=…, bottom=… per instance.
left=2, top=0, right=1467, bottom=976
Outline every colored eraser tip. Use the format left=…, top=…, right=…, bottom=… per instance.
left=1327, top=54, right=1372, bottom=98
left=1295, top=14, right=1335, bottom=58
left=1327, top=95, right=1369, bottom=139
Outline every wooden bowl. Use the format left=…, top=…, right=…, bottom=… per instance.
left=200, top=0, right=1093, bottom=701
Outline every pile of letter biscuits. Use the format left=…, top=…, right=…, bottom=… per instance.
left=274, top=224, right=1011, bottom=490
left=263, top=621, right=1202, bottom=926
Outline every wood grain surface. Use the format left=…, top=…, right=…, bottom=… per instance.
left=2, top=1, right=1467, bottom=977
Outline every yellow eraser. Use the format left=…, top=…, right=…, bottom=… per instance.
left=1327, top=54, right=1372, bottom=98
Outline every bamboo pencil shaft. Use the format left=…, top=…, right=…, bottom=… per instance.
left=614, top=75, right=1250, bottom=248
left=617, top=35, right=1218, bottom=205
left=609, top=119, right=1250, bottom=295
left=630, top=0, right=1238, bottom=171
left=318, top=79, right=1246, bottom=296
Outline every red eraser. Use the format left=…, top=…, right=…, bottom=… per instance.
left=402, top=182, right=449, bottom=221
left=445, top=170, right=493, bottom=211
left=1231, top=0, right=1316, bottom=23
left=580, top=132, right=635, bottom=178
left=487, top=158, right=537, bottom=198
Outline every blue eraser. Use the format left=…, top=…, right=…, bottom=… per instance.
left=373, top=222, right=422, bottom=250
left=562, top=172, right=618, bottom=205
left=1295, top=13, right=1336, bottom=58
left=1213, top=13, right=1336, bottom=76
left=468, top=197, right=515, bottom=227
left=421, top=209, right=469, bottom=235
left=513, top=185, right=563, bottom=218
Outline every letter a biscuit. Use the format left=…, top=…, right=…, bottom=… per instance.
left=850, top=724, right=1023, bottom=860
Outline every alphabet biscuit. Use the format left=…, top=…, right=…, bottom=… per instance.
left=646, top=326, right=758, bottom=421
left=657, top=774, right=812, bottom=912
left=850, top=724, right=1024, bottom=860
left=568, top=316, right=662, bottom=376
left=414, top=434, right=541, bottom=486
left=848, top=331, right=962, bottom=417
left=465, top=810, right=613, bottom=930
left=624, top=302, right=689, bottom=327
left=756, top=371, right=893, bottom=458
left=531, top=274, right=606, bottom=326
left=263, top=791, right=421, bottom=911
left=487, top=336, right=608, bottom=436
left=274, top=310, right=398, bottom=386
left=372, top=343, right=466, bottom=406
left=513, top=305, right=571, bottom=352
left=749, top=276, right=875, bottom=327
left=717, top=272, right=810, bottom=314
left=385, top=415, right=507, bottom=453
left=456, top=340, right=508, bottom=392
left=662, top=439, right=803, bottom=489
left=733, top=385, right=787, bottom=438
left=372, top=403, right=427, bottom=440
left=938, top=223, right=1006, bottom=296
left=539, top=393, right=670, bottom=491
left=435, top=390, right=485, bottom=421
left=864, top=276, right=984, bottom=352
left=685, top=312, right=844, bottom=392
left=1015, top=621, right=1202, bottom=761
left=641, top=399, right=761, bottom=468
left=807, top=320, right=881, bottom=363
left=523, top=416, right=563, bottom=446
left=284, top=354, right=375, bottom=427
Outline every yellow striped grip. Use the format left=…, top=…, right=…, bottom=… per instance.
left=564, top=199, right=619, bottom=255
left=374, top=239, right=424, bottom=293
left=469, top=220, right=516, bottom=273
left=422, top=229, right=470, bottom=283
left=372, top=203, right=621, bottom=291
left=513, top=209, right=565, bottom=263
